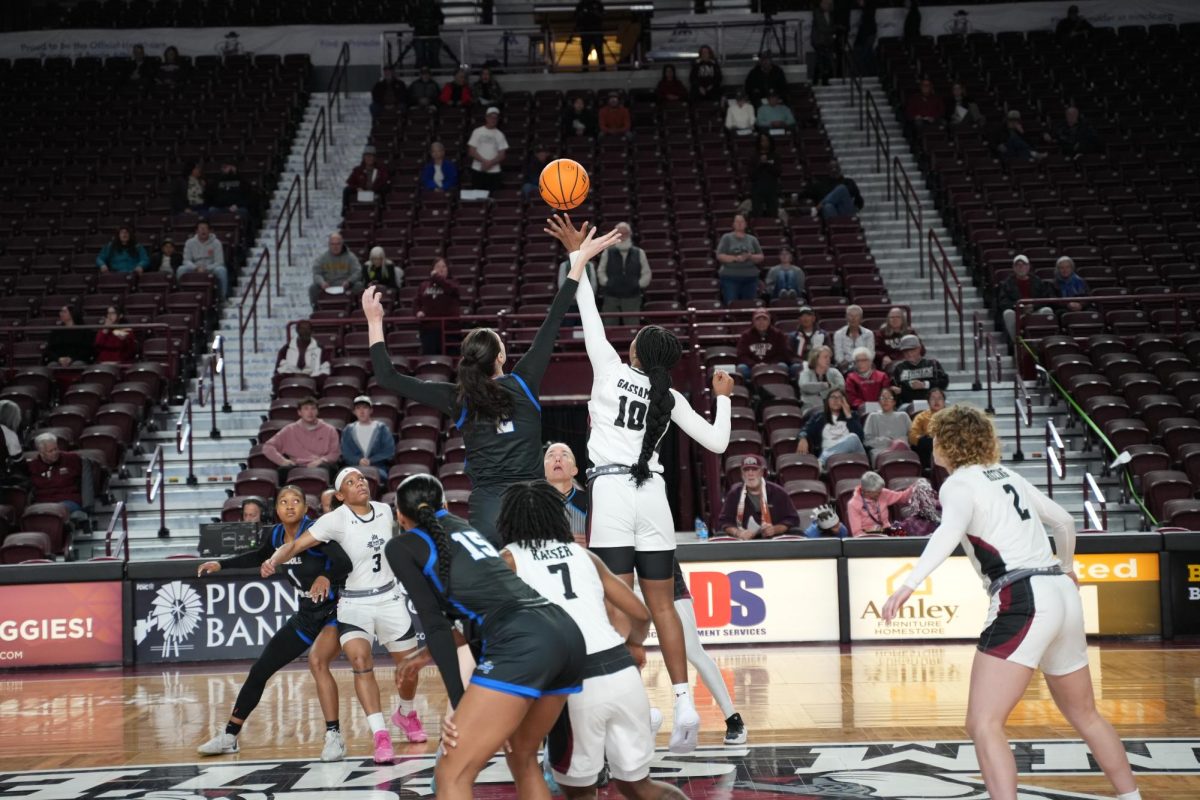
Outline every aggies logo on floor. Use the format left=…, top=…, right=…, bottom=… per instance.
left=0, top=740, right=1195, bottom=799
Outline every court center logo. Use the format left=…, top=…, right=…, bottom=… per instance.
left=133, top=580, right=203, bottom=658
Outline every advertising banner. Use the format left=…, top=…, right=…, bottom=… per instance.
left=1167, top=554, right=1200, bottom=635
left=1074, top=553, right=1161, bottom=636
left=648, top=559, right=840, bottom=645
left=848, top=557, right=991, bottom=640
left=0, top=582, right=123, bottom=667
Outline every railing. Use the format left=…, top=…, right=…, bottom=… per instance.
left=238, top=248, right=271, bottom=392
left=971, top=311, right=1002, bottom=414
left=274, top=173, right=302, bottom=293
left=327, top=42, right=350, bottom=137
left=302, top=105, right=327, bottom=221
left=146, top=445, right=169, bottom=538
left=1083, top=471, right=1108, bottom=531
left=103, top=500, right=129, bottom=562
left=1013, top=373, right=1033, bottom=462
left=926, top=228, right=966, bottom=369
left=892, top=156, right=920, bottom=270
left=1045, top=419, right=1066, bottom=498
left=198, top=334, right=229, bottom=439
left=1012, top=291, right=1200, bottom=344
left=176, top=398, right=196, bottom=486
left=843, top=37, right=861, bottom=112
left=863, top=91, right=891, bottom=190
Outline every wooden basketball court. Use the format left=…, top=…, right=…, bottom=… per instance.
left=1, top=642, right=1197, bottom=798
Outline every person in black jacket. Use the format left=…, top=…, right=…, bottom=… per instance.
left=561, top=95, right=598, bottom=139
left=903, top=0, right=921, bottom=42
left=411, top=0, right=445, bottom=68
left=744, top=52, right=788, bottom=106
left=208, top=163, right=253, bottom=221
left=1043, top=106, right=1100, bottom=159
left=688, top=44, right=724, bottom=101
left=150, top=238, right=183, bottom=275
left=998, top=254, right=1055, bottom=342
left=370, top=65, right=407, bottom=118
left=811, top=0, right=836, bottom=87
left=575, top=0, right=606, bottom=71
left=810, top=165, right=864, bottom=219
left=45, top=306, right=93, bottom=366
left=797, top=389, right=867, bottom=469
left=853, top=0, right=878, bottom=76
left=889, top=335, right=949, bottom=403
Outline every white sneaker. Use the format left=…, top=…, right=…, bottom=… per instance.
left=649, top=707, right=664, bottom=734
left=668, top=693, right=700, bottom=754
left=197, top=732, right=238, bottom=756
left=320, top=729, right=346, bottom=762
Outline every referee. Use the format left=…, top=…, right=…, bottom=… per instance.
left=544, top=442, right=588, bottom=545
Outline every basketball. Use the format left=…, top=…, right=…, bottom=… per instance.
left=539, top=158, right=590, bottom=211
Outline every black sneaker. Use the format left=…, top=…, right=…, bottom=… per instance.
left=723, top=712, right=747, bottom=745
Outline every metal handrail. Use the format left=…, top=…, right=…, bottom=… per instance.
left=863, top=91, right=891, bottom=190
left=146, top=444, right=169, bottom=538
left=176, top=398, right=196, bottom=486
left=1045, top=419, right=1066, bottom=498
left=926, top=228, right=966, bottom=370
left=327, top=42, right=350, bottom=137
left=843, top=36, right=862, bottom=111
left=892, top=156, right=920, bottom=270
left=238, top=248, right=271, bottom=393
left=274, top=173, right=302, bottom=292
left=1013, top=291, right=1200, bottom=343
left=1013, top=373, right=1033, bottom=462
left=1083, top=472, right=1108, bottom=531
left=971, top=311, right=1002, bottom=414
left=103, top=500, right=129, bottom=563
left=303, top=104, right=327, bottom=220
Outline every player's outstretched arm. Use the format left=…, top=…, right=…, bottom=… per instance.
left=883, top=481, right=972, bottom=621
left=668, top=371, right=734, bottom=454
left=264, top=530, right=322, bottom=576
left=545, top=214, right=624, bottom=372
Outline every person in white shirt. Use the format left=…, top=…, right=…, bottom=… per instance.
left=467, top=107, right=508, bottom=193
left=724, top=91, right=756, bottom=133
left=881, top=405, right=1141, bottom=800
left=546, top=214, right=733, bottom=756
left=275, top=320, right=330, bottom=379
left=832, top=304, right=875, bottom=371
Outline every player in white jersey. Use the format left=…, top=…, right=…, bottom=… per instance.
left=267, top=468, right=426, bottom=765
left=882, top=405, right=1141, bottom=800
left=547, top=214, right=733, bottom=754
left=498, top=481, right=687, bottom=800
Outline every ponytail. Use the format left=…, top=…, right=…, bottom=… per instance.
left=456, top=328, right=513, bottom=425
left=396, top=474, right=452, bottom=590
left=629, top=326, right=682, bottom=488
left=416, top=504, right=452, bottom=590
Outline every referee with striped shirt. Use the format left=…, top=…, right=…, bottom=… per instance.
left=544, top=442, right=588, bottom=544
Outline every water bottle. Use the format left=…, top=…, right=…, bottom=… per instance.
left=695, top=517, right=709, bottom=541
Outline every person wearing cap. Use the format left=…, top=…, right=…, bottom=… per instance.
left=765, top=247, right=806, bottom=301
left=833, top=304, right=875, bottom=371
left=340, top=396, right=394, bottom=484
left=736, top=309, right=794, bottom=383
left=309, top=232, right=363, bottom=309
left=845, top=346, right=892, bottom=412
left=811, top=0, right=835, bottom=87
left=240, top=496, right=268, bottom=524
left=724, top=91, right=756, bottom=133
left=744, top=51, right=788, bottom=106
left=370, top=65, right=406, bottom=118
left=438, top=68, right=473, bottom=107
left=718, top=454, right=799, bottom=539
left=715, top=213, right=765, bottom=305
left=997, top=254, right=1055, bottom=343
left=998, top=109, right=1045, bottom=162
left=875, top=307, right=921, bottom=369
left=419, top=141, right=459, bottom=194
left=791, top=305, right=827, bottom=361
left=472, top=66, right=503, bottom=108
left=276, top=320, right=331, bottom=380
left=598, top=93, right=632, bottom=140
left=521, top=142, right=553, bottom=198
left=407, top=66, right=440, bottom=107
left=262, top=396, right=341, bottom=483
left=802, top=504, right=848, bottom=538
left=344, top=146, right=390, bottom=209
left=889, top=334, right=948, bottom=404
left=151, top=237, right=182, bottom=275
left=467, top=107, right=509, bottom=193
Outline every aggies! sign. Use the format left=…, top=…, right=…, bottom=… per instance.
left=0, top=582, right=124, bottom=667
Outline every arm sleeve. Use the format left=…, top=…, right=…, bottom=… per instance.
left=1021, top=476, right=1077, bottom=571
left=902, top=480, right=972, bottom=590
left=368, top=343, right=457, bottom=414
left=219, top=527, right=274, bottom=569
left=669, top=389, right=731, bottom=454
left=574, top=257, right=622, bottom=373
left=512, top=277, right=578, bottom=392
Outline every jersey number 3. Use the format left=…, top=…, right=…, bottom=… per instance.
left=1002, top=483, right=1031, bottom=521
left=614, top=396, right=647, bottom=431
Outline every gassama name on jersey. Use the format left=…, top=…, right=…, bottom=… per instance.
left=616, top=378, right=650, bottom=399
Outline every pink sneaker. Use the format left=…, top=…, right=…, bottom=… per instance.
left=392, top=708, right=428, bottom=743
left=373, top=730, right=395, bottom=765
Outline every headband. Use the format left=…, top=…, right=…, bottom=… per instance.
left=334, top=467, right=362, bottom=493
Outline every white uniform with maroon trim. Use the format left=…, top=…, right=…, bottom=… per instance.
left=901, top=464, right=1086, bottom=675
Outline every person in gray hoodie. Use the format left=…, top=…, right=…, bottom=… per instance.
left=178, top=219, right=229, bottom=297
left=309, top=232, right=363, bottom=308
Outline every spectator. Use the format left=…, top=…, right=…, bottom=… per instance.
left=802, top=503, right=849, bottom=538
left=276, top=320, right=330, bottom=379
left=370, top=65, right=406, bottom=117
left=341, top=395, right=394, bottom=483
left=575, top=0, right=607, bottom=70
left=889, top=334, right=949, bottom=404
left=309, top=232, right=363, bottom=308
left=863, top=387, right=912, bottom=456
left=875, top=307, right=920, bottom=369
left=997, top=110, right=1046, bottom=162
left=998, top=254, right=1055, bottom=342
left=467, top=107, right=508, bottom=193
left=598, top=93, right=632, bottom=139
left=811, top=0, right=835, bottom=87
left=407, top=66, right=440, bottom=107
left=798, top=345, right=845, bottom=416
left=344, top=146, right=389, bottom=207
left=150, top=237, right=181, bottom=275
left=597, top=222, right=650, bottom=327
left=756, top=90, right=796, bottom=132
left=415, top=257, right=461, bottom=354
left=562, top=96, right=598, bottom=139
left=736, top=309, right=794, bottom=383
left=127, top=43, right=155, bottom=83
left=262, top=397, right=341, bottom=482
left=845, top=347, right=891, bottom=412
left=791, top=305, right=827, bottom=362
left=178, top=219, right=229, bottom=298
left=736, top=135, right=787, bottom=222
left=520, top=143, right=553, bottom=198
left=903, top=0, right=921, bottom=42
left=94, top=306, right=137, bottom=363
left=320, top=488, right=337, bottom=515
left=909, top=386, right=945, bottom=468
left=718, top=454, right=800, bottom=539
left=715, top=214, right=765, bottom=304
left=30, top=433, right=88, bottom=514
left=853, top=0, right=878, bottom=76
left=765, top=248, right=806, bottom=301
left=364, top=246, right=403, bottom=289
left=419, top=141, right=460, bottom=193
left=171, top=160, right=207, bottom=215
left=811, top=165, right=864, bottom=220
left=833, top=304, right=874, bottom=370
left=724, top=92, right=756, bottom=134
left=1055, top=4, right=1091, bottom=41
left=95, top=225, right=149, bottom=274
left=744, top=52, right=788, bottom=107
left=689, top=44, right=724, bottom=102
left=905, top=77, right=945, bottom=128
left=472, top=66, right=503, bottom=107
left=945, top=81, right=983, bottom=127
left=439, top=68, right=473, bottom=107
left=208, top=163, right=252, bottom=220
left=797, top=388, right=866, bottom=468
left=412, top=0, right=446, bottom=68
left=240, top=497, right=267, bottom=524
left=1054, top=255, right=1090, bottom=312
left=45, top=306, right=92, bottom=367
left=158, top=45, right=186, bottom=85
left=846, top=471, right=920, bottom=537
left=543, top=443, right=589, bottom=545
left=656, top=65, right=688, bottom=103
left=1044, top=105, right=1100, bottom=159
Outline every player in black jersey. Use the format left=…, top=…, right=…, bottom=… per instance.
left=194, top=486, right=351, bottom=761
left=362, top=226, right=621, bottom=546
left=385, top=474, right=586, bottom=800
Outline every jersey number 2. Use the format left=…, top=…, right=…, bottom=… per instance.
left=1002, top=483, right=1031, bottom=521
left=548, top=562, right=577, bottom=599
left=452, top=530, right=499, bottom=561
left=614, top=396, right=647, bottom=431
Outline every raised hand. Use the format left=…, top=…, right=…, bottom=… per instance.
left=576, top=226, right=624, bottom=266
left=543, top=213, right=592, bottom=252
left=361, top=285, right=386, bottom=323
left=711, top=369, right=734, bottom=397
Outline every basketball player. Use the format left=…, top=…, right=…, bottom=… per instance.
left=499, top=480, right=687, bottom=800
left=361, top=225, right=622, bottom=546
left=546, top=214, right=733, bottom=754
left=544, top=442, right=588, bottom=544
left=385, top=474, right=587, bottom=800
left=267, top=468, right=425, bottom=765
left=882, top=405, right=1141, bottom=800
left=195, top=485, right=349, bottom=761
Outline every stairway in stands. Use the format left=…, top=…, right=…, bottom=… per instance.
left=813, top=77, right=1144, bottom=531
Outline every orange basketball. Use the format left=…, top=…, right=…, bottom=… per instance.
left=539, top=158, right=590, bottom=211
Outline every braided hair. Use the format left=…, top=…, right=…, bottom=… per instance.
left=395, top=474, right=452, bottom=590
left=456, top=328, right=514, bottom=425
left=629, top=325, right=682, bottom=487
left=498, top=480, right=573, bottom=549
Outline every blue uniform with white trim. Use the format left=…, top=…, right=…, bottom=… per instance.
left=384, top=511, right=586, bottom=706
